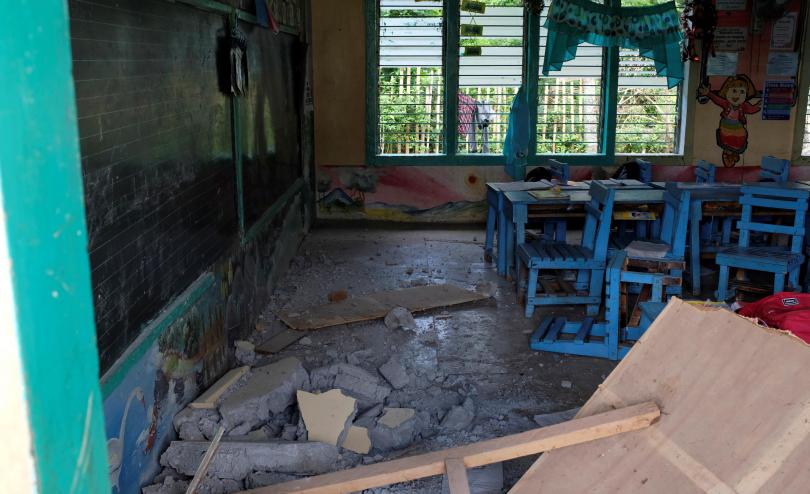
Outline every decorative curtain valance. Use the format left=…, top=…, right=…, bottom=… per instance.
left=543, top=0, right=684, bottom=88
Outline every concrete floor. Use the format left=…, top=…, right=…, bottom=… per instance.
left=256, top=227, right=618, bottom=492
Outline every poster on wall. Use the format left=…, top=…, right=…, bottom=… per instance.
left=707, top=52, right=739, bottom=76
left=770, top=13, right=798, bottom=50
left=766, top=51, right=799, bottom=76
left=716, top=0, right=747, bottom=10
left=714, top=27, right=748, bottom=52
left=762, top=80, right=796, bottom=121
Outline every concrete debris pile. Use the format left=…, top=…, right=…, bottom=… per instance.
left=144, top=352, right=479, bottom=494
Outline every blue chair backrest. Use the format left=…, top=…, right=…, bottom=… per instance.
left=759, top=156, right=790, bottom=183
left=547, top=159, right=569, bottom=184
left=581, top=182, right=616, bottom=261
left=637, top=159, right=652, bottom=184
left=660, top=183, right=691, bottom=258
left=694, top=160, right=716, bottom=184
left=737, top=185, right=809, bottom=254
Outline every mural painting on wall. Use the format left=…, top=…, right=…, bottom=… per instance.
left=698, top=74, right=761, bottom=167
left=104, top=284, right=228, bottom=494
left=317, top=167, right=491, bottom=222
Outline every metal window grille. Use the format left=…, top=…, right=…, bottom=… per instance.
left=457, top=1, right=524, bottom=155
left=616, top=48, right=682, bottom=155
left=536, top=4, right=605, bottom=155
left=378, top=0, right=444, bottom=155
left=803, top=88, right=810, bottom=156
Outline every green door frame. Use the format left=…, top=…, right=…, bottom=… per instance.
left=0, top=1, right=110, bottom=492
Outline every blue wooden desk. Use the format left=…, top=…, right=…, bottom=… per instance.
left=502, top=187, right=665, bottom=278
left=486, top=180, right=588, bottom=275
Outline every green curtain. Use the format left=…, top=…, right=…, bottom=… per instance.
left=543, top=0, right=684, bottom=88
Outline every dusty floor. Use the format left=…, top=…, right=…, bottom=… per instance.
left=250, top=226, right=617, bottom=492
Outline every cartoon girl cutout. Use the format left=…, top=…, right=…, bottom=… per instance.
left=698, top=75, right=761, bottom=167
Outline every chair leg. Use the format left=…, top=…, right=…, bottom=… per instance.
left=606, top=263, right=621, bottom=360
left=788, top=267, right=800, bottom=290
left=525, top=268, right=538, bottom=318
left=484, top=206, right=496, bottom=262
left=586, top=269, right=605, bottom=316
left=516, top=257, right=525, bottom=300
left=774, top=273, right=786, bottom=293
left=690, top=207, right=702, bottom=295
left=555, top=221, right=566, bottom=242
left=721, top=218, right=732, bottom=245
left=717, top=265, right=730, bottom=301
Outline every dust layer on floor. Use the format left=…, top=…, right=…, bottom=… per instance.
left=154, top=228, right=617, bottom=494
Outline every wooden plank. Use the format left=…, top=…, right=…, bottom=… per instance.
left=185, top=426, right=224, bottom=494
left=538, top=277, right=556, bottom=296
left=574, top=317, right=594, bottom=344
left=444, top=458, right=471, bottom=494
left=510, top=299, right=810, bottom=493
left=242, top=402, right=659, bottom=494
left=188, top=367, right=249, bottom=409
left=278, top=284, right=487, bottom=331
left=544, top=318, right=565, bottom=343
left=255, top=329, right=305, bottom=354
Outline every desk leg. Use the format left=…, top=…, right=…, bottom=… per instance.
left=512, top=220, right=526, bottom=281
left=721, top=218, right=732, bottom=245
left=485, top=204, right=496, bottom=262
left=505, top=219, right=515, bottom=280
left=690, top=202, right=702, bottom=295
left=497, top=207, right=508, bottom=276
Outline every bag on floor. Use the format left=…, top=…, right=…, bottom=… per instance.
left=738, top=292, right=810, bottom=343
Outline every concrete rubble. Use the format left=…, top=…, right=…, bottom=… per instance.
left=533, top=408, right=580, bottom=428
left=440, top=397, right=475, bottom=431
left=384, top=306, right=417, bottom=331
left=234, top=340, right=256, bottom=365
left=148, top=229, right=613, bottom=493
left=160, top=440, right=340, bottom=480
left=219, top=357, right=309, bottom=431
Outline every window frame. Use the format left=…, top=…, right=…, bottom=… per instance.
left=365, top=0, right=689, bottom=166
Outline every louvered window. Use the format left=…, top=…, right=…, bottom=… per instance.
left=369, top=0, right=686, bottom=164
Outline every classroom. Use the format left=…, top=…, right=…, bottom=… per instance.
left=3, top=1, right=810, bottom=493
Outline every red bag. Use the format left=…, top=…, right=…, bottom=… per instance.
left=738, top=292, right=810, bottom=343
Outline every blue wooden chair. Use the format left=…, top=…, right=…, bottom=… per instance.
left=531, top=184, right=691, bottom=361
left=716, top=185, right=809, bottom=300
left=548, top=159, right=569, bottom=184
left=759, top=156, right=790, bottom=183
left=695, top=160, right=716, bottom=184
left=517, top=182, right=615, bottom=318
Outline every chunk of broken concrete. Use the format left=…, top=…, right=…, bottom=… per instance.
left=219, top=357, right=309, bottom=431
left=141, top=475, right=189, bottom=494
left=160, top=440, right=339, bottom=481
left=280, top=424, right=298, bottom=441
left=342, top=425, right=372, bottom=454
left=378, top=356, right=409, bottom=390
left=173, top=407, right=220, bottom=442
left=533, top=407, right=580, bottom=427
left=384, top=306, right=417, bottom=331
left=297, top=389, right=357, bottom=446
left=310, top=363, right=391, bottom=409
left=440, top=462, right=503, bottom=494
left=440, top=397, right=475, bottom=431
left=234, top=340, right=256, bottom=365
left=195, top=476, right=242, bottom=494
left=245, top=471, right=300, bottom=489
left=369, top=407, right=420, bottom=452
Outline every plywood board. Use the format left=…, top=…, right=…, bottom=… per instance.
left=239, top=402, right=659, bottom=494
left=188, top=366, right=249, bottom=409
left=279, top=284, right=488, bottom=331
left=255, top=329, right=305, bottom=354
left=511, top=298, right=810, bottom=494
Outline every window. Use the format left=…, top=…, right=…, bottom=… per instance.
left=368, top=0, right=686, bottom=164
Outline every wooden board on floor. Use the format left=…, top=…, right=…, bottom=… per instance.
left=238, top=402, right=659, bottom=494
left=255, top=329, right=306, bottom=354
left=188, top=366, right=249, bottom=409
left=510, top=298, right=810, bottom=494
left=278, top=284, right=488, bottom=331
